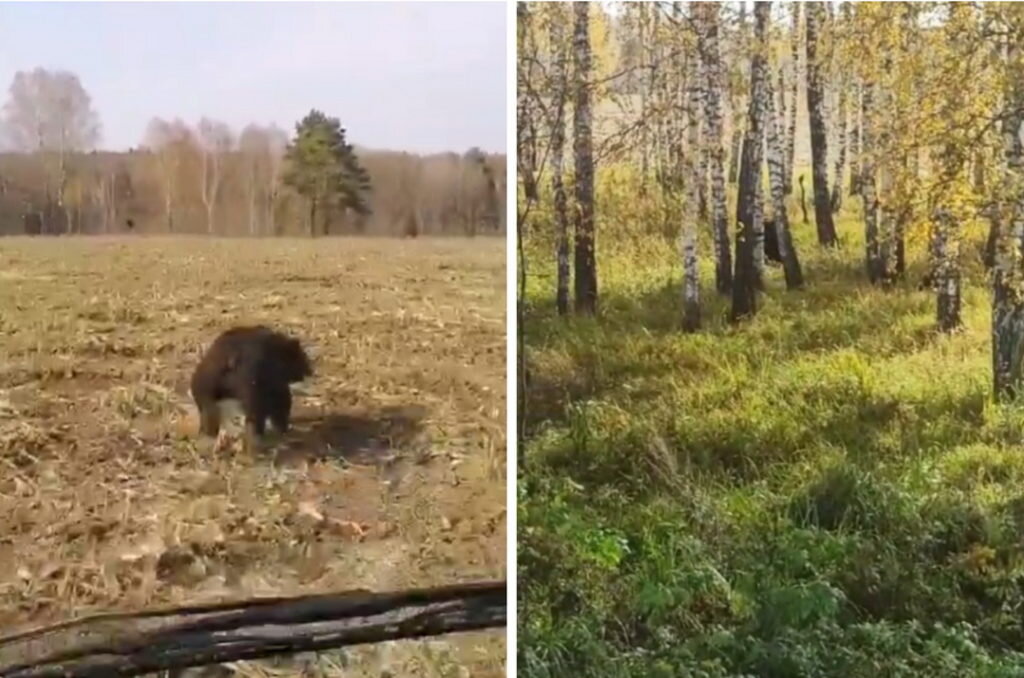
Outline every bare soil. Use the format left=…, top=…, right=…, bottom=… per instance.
left=0, top=236, right=506, bottom=677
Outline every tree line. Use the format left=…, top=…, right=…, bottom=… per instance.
left=518, top=1, right=1024, bottom=402
left=0, top=67, right=505, bottom=237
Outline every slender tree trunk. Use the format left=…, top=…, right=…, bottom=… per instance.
left=58, top=133, right=70, bottom=235
left=573, top=2, right=597, bottom=315
left=785, top=2, right=801, bottom=195
left=805, top=3, right=837, bottom=246
left=861, top=82, right=887, bottom=285
left=766, top=61, right=803, bottom=290
left=267, top=189, right=277, bottom=236
left=638, top=2, right=650, bottom=189
left=681, top=6, right=702, bottom=332
left=693, top=21, right=709, bottom=225
left=162, top=169, right=174, bottom=233
left=727, top=3, right=747, bottom=186
left=247, top=166, right=257, bottom=236
left=517, top=3, right=538, bottom=204
left=934, top=208, right=961, bottom=332
left=700, top=3, right=732, bottom=295
left=830, top=82, right=848, bottom=212
left=849, top=79, right=862, bottom=196
left=993, top=41, right=1024, bottom=400
left=731, top=1, right=771, bottom=322
left=550, top=5, right=571, bottom=316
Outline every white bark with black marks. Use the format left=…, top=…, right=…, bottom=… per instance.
left=731, top=1, right=771, bottom=321
left=993, top=38, right=1024, bottom=400
left=698, top=2, right=732, bottom=295
left=849, top=79, right=862, bottom=196
left=682, top=5, right=702, bottom=332
left=934, top=207, right=961, bottom=333
left=550, top=4, right=571, bottom=316
left=805, top=2, right=838, bottom=246
left=860, top=82, right=885, bottom=285
left=785, top=3, right=801, bottom=196
left=765, top=63, right=803, bottom=290
left=573, top=1, right=597, bottom=315
left=830, top=82, right=848, bottom=212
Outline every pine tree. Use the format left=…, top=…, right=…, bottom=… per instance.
left=283, top=109, right=371, bottom=237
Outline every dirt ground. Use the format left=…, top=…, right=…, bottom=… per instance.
left=0, top=236, right=507, bottom=677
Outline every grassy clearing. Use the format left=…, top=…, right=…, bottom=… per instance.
left=0, top=236, right=506, bottom=677
left=520, top=210, right=1024, bottom=676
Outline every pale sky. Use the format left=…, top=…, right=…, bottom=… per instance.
left=0, top=1, right=507, bottom=154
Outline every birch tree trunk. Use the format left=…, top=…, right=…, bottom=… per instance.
left=638, top=2, right=650, bottom=189
left=700, top=2, right=732, bottom=295
left=849, top=79, right=862, bottom=196
left=934, top=207, right=961, bottom=332
left=517, top=3, right=538, bottom=204
left=731, top=1, right=771, bottom=321
left=992, top=39, right=1024, bottom=400
left=573, top=1, right=597, bottom=315
left=829, top=82, right=848, bottom=213
left=765, top=59, right=804, bottom=290
left=805, top=2, right=838, bottom=246
left=861, top=82, right=887, bottom=285
left=549, top=4, right=571, bottom=316
left=727, top=2, right=747, bottom=185
left=785, top=2, right=801, bottom=196
left=681, top=7, right=702, bottom=332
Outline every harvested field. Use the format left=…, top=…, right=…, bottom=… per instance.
left=0, top=236, right=506, bottom=677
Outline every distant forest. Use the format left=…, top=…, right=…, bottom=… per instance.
left=0, top=68, right=506, bottom=237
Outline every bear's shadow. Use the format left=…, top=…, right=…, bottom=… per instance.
left=274, top=403, right=429, bottom=466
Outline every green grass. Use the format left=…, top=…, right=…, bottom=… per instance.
left=519, top=207, right=1024, bottom=677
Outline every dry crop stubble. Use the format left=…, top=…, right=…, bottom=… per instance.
left=0, top=235, right=506, bottom=677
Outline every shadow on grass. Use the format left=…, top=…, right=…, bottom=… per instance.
left=275, top=404, right=429, bottom=465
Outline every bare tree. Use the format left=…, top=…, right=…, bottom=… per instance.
left=264, top=125, right=287, bottom=235
left=1, top=68, right=101, bottom=233
left=143, top=117, right=194, bottom=233
left=238, top=124, right=287, bottom=236
left=197, top=118, right=234, bottom=234
left=239, top=125, right=266, bottom=236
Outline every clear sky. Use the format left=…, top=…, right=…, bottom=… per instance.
left=0, top=1, right=507, bottom=154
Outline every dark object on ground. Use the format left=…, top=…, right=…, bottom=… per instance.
left=125, top=219, right=135, bottom=231
left=764, top=218, right=782, bottom=264
left=0, top=580, right=506, bottom=678
left=22, top=212, right=41, bottom=236
left=189, top=325, right=312, bottom=449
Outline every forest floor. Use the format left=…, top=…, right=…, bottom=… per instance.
left=520, top=208, right=1024, bottom=676
left=0, top=236, right=506, bottom=678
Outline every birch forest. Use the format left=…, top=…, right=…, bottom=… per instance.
left=519, top=2, right=1024, bottom=675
